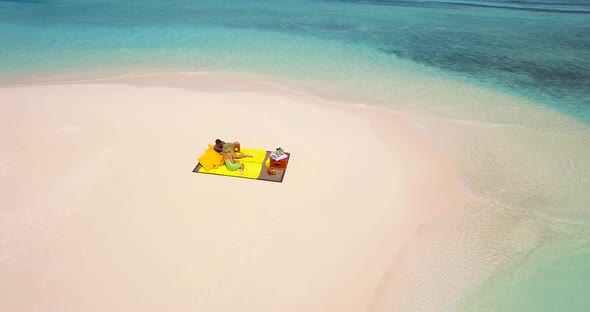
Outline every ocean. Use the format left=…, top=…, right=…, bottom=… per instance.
left=1, top=0, right=589, bottom=311
left=1, top=0, right=589, bottom=122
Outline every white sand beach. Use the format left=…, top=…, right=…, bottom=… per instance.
left=0, top=74, right=469, bottom=311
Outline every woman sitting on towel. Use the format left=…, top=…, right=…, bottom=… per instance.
left=223, top=150, right=249, bottom=175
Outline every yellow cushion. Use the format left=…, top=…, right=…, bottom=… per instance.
left=198, top=144, right=224, bottom=170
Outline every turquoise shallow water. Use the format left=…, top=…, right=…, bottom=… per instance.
left=1, top=0, right=589, bottom=122
left=460, top=236, right=590, bottom=312
left=1, top=1, right=589, bottom=311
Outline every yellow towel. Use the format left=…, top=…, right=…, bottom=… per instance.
left=199, top=163, right=263, bottom=179
left=197, top=146, right=268, bottom=179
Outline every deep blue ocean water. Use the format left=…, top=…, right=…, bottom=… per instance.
left=1, top=1, right=589, bottom=311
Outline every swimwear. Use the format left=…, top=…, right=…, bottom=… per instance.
left=224, top=158, right=242, bottom=171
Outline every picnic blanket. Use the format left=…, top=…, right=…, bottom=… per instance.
left=193, top=146, right=289, bottom=183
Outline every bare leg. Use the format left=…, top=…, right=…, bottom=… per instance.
left=228, top=149, right=252, bottom=159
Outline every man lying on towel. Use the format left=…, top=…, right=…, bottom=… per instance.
left=214, top=139, right=243, bottom=154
